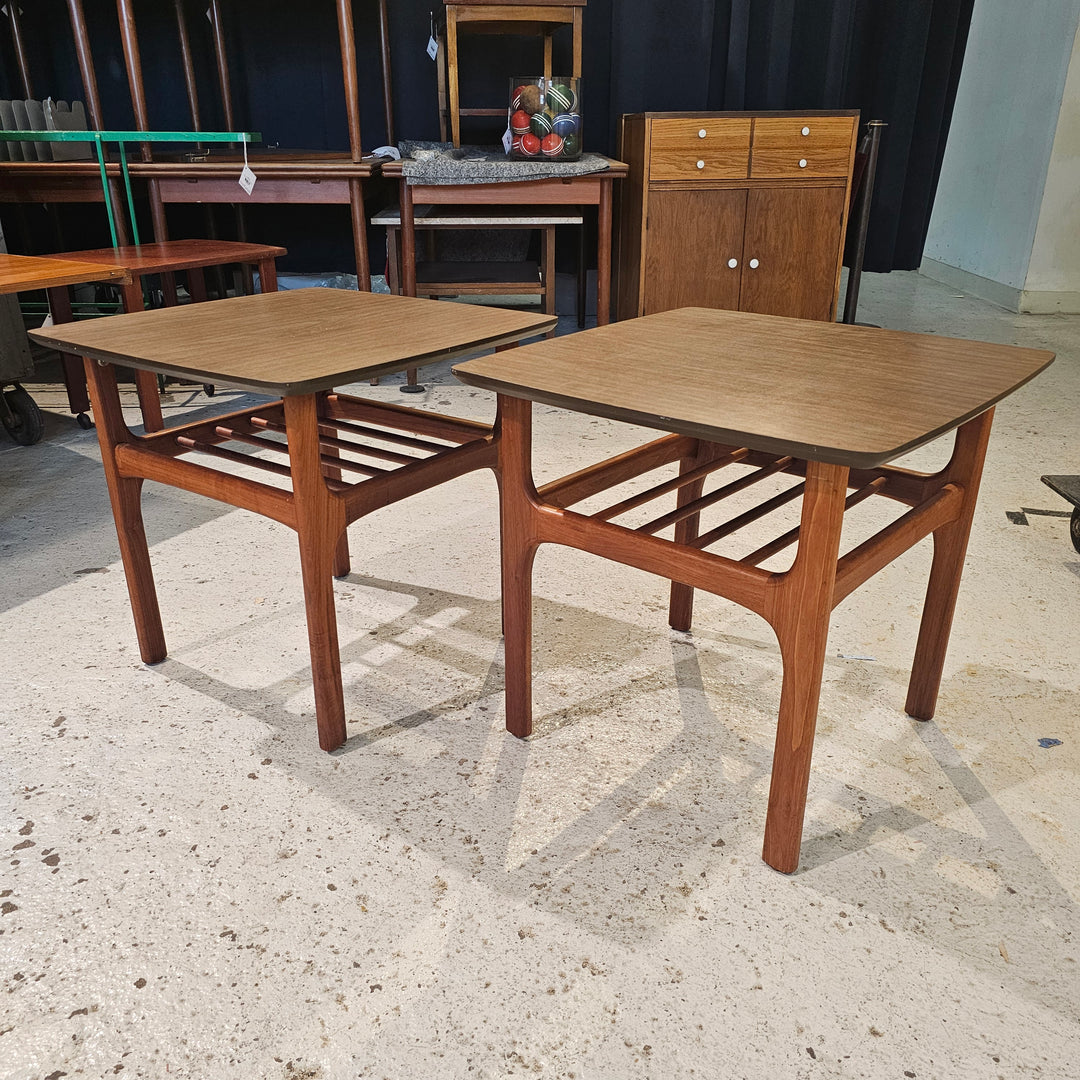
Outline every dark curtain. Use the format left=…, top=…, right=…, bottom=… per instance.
left=0, top=0, right=974, bottom=272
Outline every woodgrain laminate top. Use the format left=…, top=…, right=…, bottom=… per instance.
left=53, top=240, right=287, bottom=274
left=29, top=288, right=557, bottom=395
left=0, top=253, right=131, bottom=294
left=453, top=307, right=1055, bottom=468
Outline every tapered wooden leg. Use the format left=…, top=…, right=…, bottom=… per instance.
left=905, top=409, right=994, bottom=721
left=119, top=281, right=165, bottom=433
left=668, top=439, right=711, bottom=632
left=84, top=356, right=166, bottom=664
left=45, top=286, right=92, bottom=418
left=498, top=394, right=539, bottom=738
left=315, top=392, right=351, bottom=577
left=257, top=256, right=278, bottom=294
left=285, top=393, right=349, bottom=751
left=762, top=460, right=848, bottom=873
left=542, top=224, right=556, bottom=338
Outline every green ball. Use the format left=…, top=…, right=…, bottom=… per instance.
left=529, top=111, right=553, bottom=139
left=547, top=82, right=573, bottom=113
left=562, top=134, right=581, bottom=158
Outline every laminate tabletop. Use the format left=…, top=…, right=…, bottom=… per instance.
left=0, top=252, right=132, bottom=295
left=29, top=287, right=558, bottom=395
left=53, top=239, right=287, bottom=274
left=453, top=307, right=1055, bottom=468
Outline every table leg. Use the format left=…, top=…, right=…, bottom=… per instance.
left=498, top=394, right=539, bottom=738
left=762, top=459, right=848, bottom=873
left=45, top=286, right=92, bottom=421
left=905, top=409, right=994, bottom=721
left=447, top=7, right=461, bottom=148
left=668, top=439, right=726, bottom=632
left=83, top=357, right=166, bottom=665
left=349, top=178, right=371, bottom=292
left=399, top=182, right=423, bottom=390
left=316, top=392, right=351, bottom=577
left=119, top=280, right=165, bottom=433
left=542, top=224, right=556, bottom=338
left=257, top=256, right=278, bottom=294
left=284, top=393, right=349, bottom=751
left=597, top=178, right=613, bottom=326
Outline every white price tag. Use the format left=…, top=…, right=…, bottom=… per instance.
left=501, top=127, right=513, bottom=154
left=40, top=312, right=53, bottom=329
left=426, top=35, right=439, bottom=60
left=238, top=165, right=257, bottom=194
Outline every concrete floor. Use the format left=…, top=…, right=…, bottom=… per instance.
left=1, top=271, right=1078, bottom=1079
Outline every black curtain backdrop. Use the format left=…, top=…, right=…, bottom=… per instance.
left=0, top=0, right=974, bottom=273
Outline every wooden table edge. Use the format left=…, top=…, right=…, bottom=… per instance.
left=450, top=358, right=1056, bottom=470
left=31, top=318, right=560, bottom=398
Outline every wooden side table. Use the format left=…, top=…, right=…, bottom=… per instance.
left=444, top=0, right=585, bottom=147
left=44, top=239, right=285, bottom=432
left=454, top=307, right=1054, bottom=873
left=30, top=288, right=555, bottom=753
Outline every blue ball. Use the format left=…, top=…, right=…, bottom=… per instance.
left=552, top=112, right=580, bottom=138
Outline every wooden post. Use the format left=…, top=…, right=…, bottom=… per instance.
left=7, top=2, right=34, bottom=99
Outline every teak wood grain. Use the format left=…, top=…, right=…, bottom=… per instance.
left=53, top=239, right=287, bottom=274
left=453, top=307, right=1053, bottom=468
left=30, top=287, right=557, bottom=395
left=0, top=253, right=131, bottom=294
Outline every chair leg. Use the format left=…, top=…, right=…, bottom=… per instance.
left=84, top=357, right=166, bottom=664
left=761, top=460, right=848, bottom=873
left=905, top=410, right=993, bottom=721
left=284, top=394, right=349, bottom=752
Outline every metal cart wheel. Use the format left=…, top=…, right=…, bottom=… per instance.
left=1, top=384, right=45, bottom=445
left=1071, top=507, right=1080, bottom=554
left=76, top=412, right=94, bottom=430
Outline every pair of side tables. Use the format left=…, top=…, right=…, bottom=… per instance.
left=30, top=283, right=1052, bottom=874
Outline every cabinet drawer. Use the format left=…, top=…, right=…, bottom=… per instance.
left=750, top=116, right=855, bottom=178
left=648, top=118, right=751, bottom=181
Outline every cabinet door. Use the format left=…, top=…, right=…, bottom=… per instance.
left=643, top=187, right=746, bottom=316
left=739, top=186, right=847, bottom=321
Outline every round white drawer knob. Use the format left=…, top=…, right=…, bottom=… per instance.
left=801, top=126, right=810, bottom=136
left=799, top=158, right=807, bottom=168
left=696, top=159, right=705, bottom=169
left=698, top=128, right=707, bottom=138
left=727, top=258, right=738, bottom=269
left=749, top=258, right=759, bottom=269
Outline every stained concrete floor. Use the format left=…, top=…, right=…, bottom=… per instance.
left=1, top=271, right=1078, bottom=1080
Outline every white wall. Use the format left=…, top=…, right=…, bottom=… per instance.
left=922, top=0, right=1080, bottom=311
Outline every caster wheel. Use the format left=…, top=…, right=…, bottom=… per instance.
left=203, top=383, right=216, bottom=397
left=1071, top=506, right=1080, bottom=554
left=1, top=385, right=45, bottom=445
left=399, top=384, right=425, bottom=394
left=76, top=412, right=94, bottom=430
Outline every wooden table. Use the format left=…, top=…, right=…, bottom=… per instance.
left=381, top=157, right=628, bottom=333
left=453, top=307, right=1054, bottom=873
left=30, top=288, right=555, bottom=752
left=39, top=240, right=286, bottom=432
left=0, top=252, right=131, bottom=296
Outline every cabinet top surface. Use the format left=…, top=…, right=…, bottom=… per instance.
left=0, top=253, right=131, bottom=294
left=626, top=110, right=860, bottom=120
left=453, top=307, right=1054, bottom=468
left=29, top=288, right=557, bottom=395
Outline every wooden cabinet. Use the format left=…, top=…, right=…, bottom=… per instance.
left=615, top=111, right=858, bottom=323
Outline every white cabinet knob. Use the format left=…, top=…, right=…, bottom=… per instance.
left=801, top=126, right=810, bottom=136
left=749, top=258, right=759, bottom=269
left=799, top=158, right=807, bottom=168
left=696, top=159, right=705, bottom=169
left=727, top=258, right=738, bottom=269
left=698, top=128, right=707, bottom=138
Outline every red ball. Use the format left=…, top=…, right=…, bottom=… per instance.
left=511, top=84, right=531, bottom=110
left=541, top=132, right=564, bottom=158
left=510, top=109, right=531, bottom=135
left=511, top=134, right=524, bottom=155
left=519, top=133, right=541, bottom=157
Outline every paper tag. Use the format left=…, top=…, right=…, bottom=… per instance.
left=426, top=35, right=439, bottom=60
left=40, top=312, right=53, bottom=329
left=238, top=165, right=257, bottom=194
left=501, top=127, right=513, bottom=154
